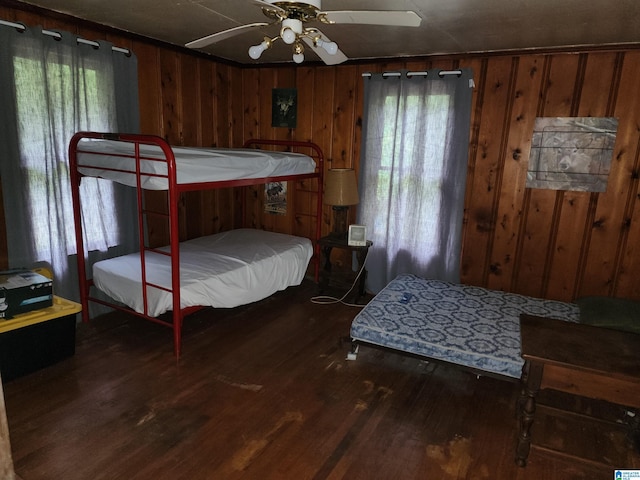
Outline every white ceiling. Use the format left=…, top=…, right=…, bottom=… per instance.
left=15, top=0, right=640, bottom=65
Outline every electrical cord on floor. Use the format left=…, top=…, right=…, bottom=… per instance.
left=311, top=249, right=369, bottom=307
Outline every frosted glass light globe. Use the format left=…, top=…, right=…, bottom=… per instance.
left=248, top=44, right=264, bottom=59
left=323, top=41, right=338, bottom=55
left=281, top=27, right=296, bottom=45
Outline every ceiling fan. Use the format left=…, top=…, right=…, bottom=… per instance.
left=186, top=0, right=421, bottom=65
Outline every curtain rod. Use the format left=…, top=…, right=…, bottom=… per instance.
left=0, top=19, right=131, bottom=55
left=362, top=70, right=463, bottom=78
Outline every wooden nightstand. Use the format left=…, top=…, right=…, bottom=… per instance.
left=317, top=235, right=372, bottom=302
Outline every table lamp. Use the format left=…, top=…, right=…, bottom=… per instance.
left=324, top=168, right=359, bottom=238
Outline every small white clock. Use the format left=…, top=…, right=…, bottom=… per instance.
left=348, top=224, right=367, bottom=246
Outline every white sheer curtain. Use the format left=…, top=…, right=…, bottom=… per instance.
left=0, top=23, right=140, bottom=303
left=358, top=69, right=474, bottom=293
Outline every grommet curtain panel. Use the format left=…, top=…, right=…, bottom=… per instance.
left=0, top=23, right=140, bottom=304
left=358, top=69, right=474, bottom=293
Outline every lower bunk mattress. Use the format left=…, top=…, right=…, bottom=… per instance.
left=92, top=228, right=312, bottom=317
left=350, top=273, right=580, bottom=379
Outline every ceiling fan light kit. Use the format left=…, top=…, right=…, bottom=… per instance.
left=187, top=0, right=421, bottom=65
left=280, top=18, right=302, bottom=44
left=315, top=36, right=338, bottom=55
left=248, top=37, right=272, bottom=60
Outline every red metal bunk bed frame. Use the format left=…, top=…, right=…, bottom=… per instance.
left=68, top=132, right=324, bottom=358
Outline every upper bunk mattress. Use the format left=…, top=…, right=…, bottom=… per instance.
left=75, top=139, right=316, bottom=190
left=92, top=229, right=312, bottom=317
left=350, top=273, right=580, bottom=379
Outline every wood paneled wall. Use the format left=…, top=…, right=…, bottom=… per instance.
left=2, top=4, right=640, bottom=301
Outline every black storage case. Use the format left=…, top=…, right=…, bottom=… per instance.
left=0, top=269, right=53, bottom=319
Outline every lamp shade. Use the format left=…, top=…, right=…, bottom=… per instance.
left=324, top=168, right=359, bottom=206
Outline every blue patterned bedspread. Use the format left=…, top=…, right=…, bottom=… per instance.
left=350, top=274, right=580, bottom=379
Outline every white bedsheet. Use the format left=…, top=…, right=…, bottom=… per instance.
left=92, top=229, right=313, bottom=316
left=76, top=139, right=316, bottom=190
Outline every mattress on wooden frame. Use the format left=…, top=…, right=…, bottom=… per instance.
left=75, top=139, right=317, bottom=190
left=350, top=273, right=580, bottom=379
left=92, top=229, right=313, bottom=317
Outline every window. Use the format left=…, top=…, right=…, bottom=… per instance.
left=13, top=55, right=120, bottom=255
left=373, top=93, right=450, bottom=254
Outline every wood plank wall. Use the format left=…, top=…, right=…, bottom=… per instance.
left=2, top=4, right=639, bottom=302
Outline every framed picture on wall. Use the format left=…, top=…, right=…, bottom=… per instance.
left=272, top=88, right=297, bottom=128
left=526, top=117, right=618, bottom=192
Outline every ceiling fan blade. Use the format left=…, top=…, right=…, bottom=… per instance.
left=322, top=10, right=421, bottom=27
left=302, top=32, right=348, bottom=66
left=186, top=22, right=269, bottom=49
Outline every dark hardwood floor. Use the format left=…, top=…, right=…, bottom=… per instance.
left=3, top=281, right=638, bottom=479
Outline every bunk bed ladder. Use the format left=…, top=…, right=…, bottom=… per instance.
left=132, top=139, right=184, bottom=358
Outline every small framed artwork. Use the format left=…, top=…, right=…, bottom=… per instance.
left=264, top=181, right=287, bottom=215
left=272, top=88, right=297, bottom=128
